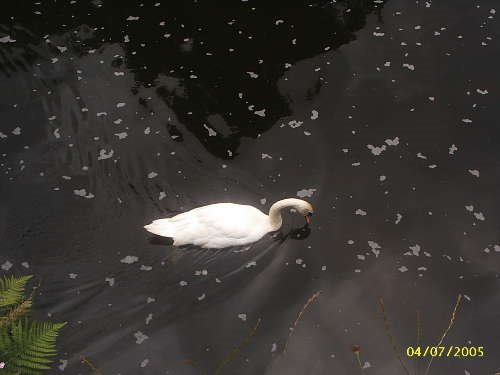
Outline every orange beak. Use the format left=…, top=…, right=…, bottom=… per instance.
left=305, top=215, right=311, bottom=224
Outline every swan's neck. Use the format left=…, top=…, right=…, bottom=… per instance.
left=268, top=198, right=305, bottom=231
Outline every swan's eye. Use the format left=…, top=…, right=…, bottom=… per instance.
left=306, top=212, right=313, bottom=217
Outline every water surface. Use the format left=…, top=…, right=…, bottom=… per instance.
left=1, top=0, right=499, bottom=374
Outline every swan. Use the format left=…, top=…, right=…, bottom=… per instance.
left=144, top=198, right=314, bottom=249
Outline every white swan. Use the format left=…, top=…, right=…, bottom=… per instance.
left=144, top=198, right=314, bottom=249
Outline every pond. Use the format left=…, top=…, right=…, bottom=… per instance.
left=1, top=0, right=499, bottom=374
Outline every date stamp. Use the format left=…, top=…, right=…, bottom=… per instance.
left=406, top=346, right=485, bottom=358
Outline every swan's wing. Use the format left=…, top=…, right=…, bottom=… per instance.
left=168, top=203, right=270, bottom=248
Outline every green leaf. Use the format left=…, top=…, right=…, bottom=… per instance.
left=0, top=318, right=66, bottom=375
left=0, top=275, right=33, bottom=308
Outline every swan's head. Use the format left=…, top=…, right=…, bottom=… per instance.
left=269, top=198, right=315, bottom=229
left=296, top=200, right=314, bottom=224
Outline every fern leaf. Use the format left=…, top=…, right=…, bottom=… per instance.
left=0, top=297, right=32, bottom=329
left=0, top=275, right=33, bottom=308
left=0, top=319, right=66, bottom=375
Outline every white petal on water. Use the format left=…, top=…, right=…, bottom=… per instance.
left=238, top=313, right=247, bottom=321
left=68, top=273, right=78, bottom=279
left=133, top=331, right=148, bottom=344
left=449, top=144, right=458, bottom=155
left=120, top=255, right=139, bottom=264
left=58, top=359, right=68, bottom=371
left=367, top=144, right=386, bottom=156
left=463, top=294, right=471, bottom=301
left=105, top=277, right=115, bottom=286
left=145, top=314, right=153, bottom=325
left=260, top=198, right=267, bottom=205
left=476, top=88, right=488, bottom=95
left=310, top=110, right=319, bottom=120
left=116, top=102, right=126, bottom=108
left=148, top=171, right=158, bottom=179
left=246, top=71, right=258, bottom=78
left=21, top=262, right=30, bottom=268
left=362, top=362, right=371, bottom=369
left=246, top=261, right=257, bottom=268
left=261, top=153, right=272, bottom=159
left=159, top=191, right=166, bottom=200
left=368, top=241, right=381, bottom=257
left=146, top=297, right=155, bottom=303
left=398, top=266, right=408, bottom=272
left=0, top=131, right=7, bottom=138
left=465, top=205, right=474, bottom=212
left=385, top=137, right=400, bottom=146
left=12, top=127, right=21, bottom=135
left=403, top=63, right=415, bottom=70
left=410, top=244, right=421, bottom=256
left=395, top=213, right=403, bottom=224
left=97, top=149, right=114, bottom=160
left=197, top=293, right=206, bottom=301
left=203, top=124, right=217, bottom=136
left=297, top=188, right=316, bottom=198
left=271, top=343, right=277, bottom=352
left=473, top=212, right=485, bottom=221
left=96, top=112, right=107, bottom=117
left=468, top=169, right=480, bottom=177
left=53, top=128, right=61, bottom=138
left=140, top=359, right=149, bottom=368
left=179, top=280, right=188, bottom=286
left=288, top=120, right=303, bottom=128
left=114, top=132, right=128, bottom=139
left=1, top=261, right=13, bottom=271
left=127, top=16, right=140, bottom=21
left=355, top=209, right=367, bottom=216
left=73, top=189, right=94, bottom=199
left=417, top=152, right=427, bottom=159
left=254, top=109, right=266, bottom=117
left=461, top=118, right=472, bottom=124
left=140, top=265, right=153, bottom=271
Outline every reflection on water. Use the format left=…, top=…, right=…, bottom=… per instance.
left=1, top=0, right=500, bottom=374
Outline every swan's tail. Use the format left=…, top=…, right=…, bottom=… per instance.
left=144, top=218, right=175, bottom=238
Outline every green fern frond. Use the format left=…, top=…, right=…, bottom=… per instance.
left=0, top=318, right=66, bottom=375
left=0, top=297, right=33, bottom=329
left=0, top=275, right=33, bottom=308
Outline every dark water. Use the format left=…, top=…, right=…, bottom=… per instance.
left=1, top=0, right=500, bottom=374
